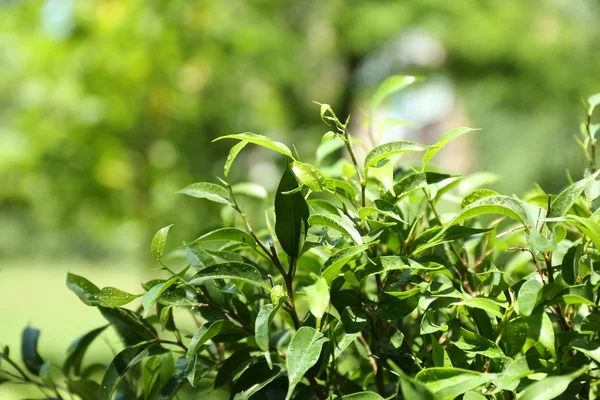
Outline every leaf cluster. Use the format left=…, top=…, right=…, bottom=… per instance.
left=3, top=79, right=600, bottom=400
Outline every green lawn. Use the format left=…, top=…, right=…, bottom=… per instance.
left=0, top=260, right=147, bottom=399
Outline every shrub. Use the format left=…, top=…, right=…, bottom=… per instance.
left=2, top=78, right=600, bottom=400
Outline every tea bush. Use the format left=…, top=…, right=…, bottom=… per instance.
left=3, top=77, right=600, bottom=399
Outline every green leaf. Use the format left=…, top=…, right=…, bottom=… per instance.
left=142, top=356, right=162, bottom=400
left=415, top=367, right=497, bottom=400
left=331, top=308, right=366, bottom=359
left=99, top=307, right=157, bottom=346
left=67, top=273, right=141, bottom=307
left=224, top=140, right=249, bottom=177
left=316, top=136, right=345, bottom=165
left=308, top=213, right=363, bottom=245
left=525, top=312, right=556, bottom=358
left=443, top=195, right=530, bottom=233
left=214, top=349, right=255, bottom=389
left=364, top=141, right=429, bottom=171
left=389, top=360, right=439, bottom=400
left=549, top=215, right=600, bottom=250
left=292, top=161, right=327, bottom=191
left=151, top=224, right=173, bottom=261
left=325, top=178, right=356, bottom=199
left=431, top=338, right=453, bottom=368
left=185, top=321, right=237, bottom=381
left=99, top=342, right=163, bottom=400
left=371, top=75, right=420, bottom=110
left=452, top=297, right=505, bottom=318
left=463, top=392, right=486, bottom=400
left=188, top=228, right=256, bottom=248
left=255, top=296, right=287, bottom=352
left=67, top=380, right=101, bottom=400
left=491, top=355, right=540, bottom=393
left=21, top=327, right=44, bottom=375
left=304, top=277, right=330, bottom=319
left=517, top=278, right=543, bottom=317
left=372, top=290, right=420, bottom=320
left=527, top=229, right=555, bottom=253
left=285, top=326, right=329, bottom=400
left=232, top=363, right=285, bottom=400
left=387, top=172, right=455, bottom=202
left=461, top=189, right=499, bottom=209
left=354, top=257, right=441, bottom=282
left=177, top=182, right=231, bottom=205
left=413, top=226, right=491, bottom=254
left=213, top=132, right=293, bottom=158
left=561, top=244, right=581, bottom=286
left=516, top=366, right=586, bottom=400
left=423, top=127, right=480, bottom=165
left=187, top=262, right=265, bottom=289
left=275, top=161, right=310, bottom=259
left=421, top=310, right=448, bottom=334
left=66, top=272, right=101, bottom=306
left=320, top=244, right=369, bottom=284
left=63, top=326, right=107, bottom=376
left=339, top=392, right=384, bottom=399
left=548, top=169, right=600, bottom=223
left=232, top=182, right=268, bottom=199
left=142, top=277, right=178, bottom=317
left=453, top=328, right=505, bottom=359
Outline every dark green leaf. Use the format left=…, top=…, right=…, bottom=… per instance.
left=232, top=363, right=285, bottom=400
left=99, top=342, right=163, bottom=400
left=99, top=307, right=157, bottom=346
left=67, top=380, right=101, bottom=400
left=561, top=244, right=581, bottom=286
left=67, top=272, right=141, bottom=307
left=214, top=349, right=256, bottom=389
left=63, top=325, right=107, bottom=376
left=331, top=308, right=366, bottom=359
left=275, top=160, right=310, bottom=259
left=453, top=328, right=505, bottom=359
left=185, top=320, right=237, bottom=383
left=21, top=327, right=44, bottom=375
left=187, top=262, right=265, bottom=289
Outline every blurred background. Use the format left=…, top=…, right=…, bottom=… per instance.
left=1, top=0, right=600, bottom=396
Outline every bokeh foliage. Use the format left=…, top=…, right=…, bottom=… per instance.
left=1, top=0, right=600, bottom=260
